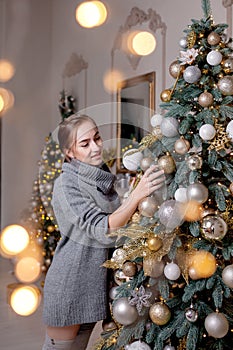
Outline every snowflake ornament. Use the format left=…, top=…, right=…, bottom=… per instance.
left=179, top=48, right=199, bottom=65
left=128, top=285, right=152, bottom=315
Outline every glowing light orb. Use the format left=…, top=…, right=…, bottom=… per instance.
left=0, top=87, right=15, bottom=115
left=128, top=31, right=156, bottom=56
left=10, top=285, right=41, bottom=316
left=0, top=225, right=29, bottom=256
left=15, top=256, right=42, bottom=283
left=75, top=1, right=107, bottom=28
left=0, top=59, right=15, bottom=82
left=0, top=94, right=4, bottom=113
left=103, top=69, right=125, bottom=93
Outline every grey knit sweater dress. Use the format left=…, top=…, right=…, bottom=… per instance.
left=42, top=159, right=120, bottom=327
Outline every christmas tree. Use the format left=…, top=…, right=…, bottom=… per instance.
left=97, top=1, right=233, bottom=349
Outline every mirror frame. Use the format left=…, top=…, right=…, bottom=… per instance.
left=116, top=71, right=155, bottom=173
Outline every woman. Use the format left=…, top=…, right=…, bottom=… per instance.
left=42, top=114, right=165, bottom=350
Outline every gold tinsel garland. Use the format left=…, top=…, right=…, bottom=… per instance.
left=208, top=121, right=232, bottom=152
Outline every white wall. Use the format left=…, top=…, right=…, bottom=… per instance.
left=1, top=0, right=230, bottom=228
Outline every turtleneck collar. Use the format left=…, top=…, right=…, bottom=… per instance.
left=62, top=159, right=116, bottom=194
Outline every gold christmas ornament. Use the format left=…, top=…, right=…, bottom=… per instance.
left=222, top=57, right=233, bottom=74
left=149, top=302, right=171, bottom=325
left=160, top=89, right=172, bottom=102
left=122, top=261, right=137, bottom=277
left=174, top=138, right=190, bottom=155
left=188, top=250, right=217, bottom=279
left=198, top=91, right=214, bottom=107
left=229, top=182, right=233, bottom=195
left=158, top=154, right=176, bottom=174
left=147, top=236, right=163, bottom=251
left=187, top=30, right=197, bottom=48
left=186, top=154, right=203, bottom=170
left=201, top=214, right=228, bottom=240
left=169, top=60, right=183, bottom=79
left=207, top=32, right=221, bottom=46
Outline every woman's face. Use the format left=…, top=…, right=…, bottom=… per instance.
left=67, top=120, right=103, bottom=166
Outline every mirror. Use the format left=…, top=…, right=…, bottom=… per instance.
left=116, top=71, right=155, bottom=173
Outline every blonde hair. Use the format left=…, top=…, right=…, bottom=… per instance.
left=58, top=114, right=97, bottom=160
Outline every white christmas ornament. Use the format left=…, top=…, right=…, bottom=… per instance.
left=206, top=50, right=223, bottom=66
left=226, top=120, right=233, bottom=141
left=174, top=187, right=188, bottom=203
left=123, top=149, right=143, bottom=171
left=125, top=340, right=152, bottom=350
left=160, top=117, right=179, bottom=137
left=163, top=346, right=176, bottom=350
left=179, top=37, right=187, bottom=48
left=164, top=262, right=181, bottom=280
left=150, top=114, right=163, bottom=127
left=199, top=124, right=216, bottom=141
left=183, top=65, right=201, bottom=83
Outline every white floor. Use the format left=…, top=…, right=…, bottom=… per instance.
left=0, top=256, right=102, bottom=350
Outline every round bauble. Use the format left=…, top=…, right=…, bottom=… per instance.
left=222, top=57, right=233, bottom=74
left=125, top=340, right=152, bottom=350
left=143, top=258, right=165, bottom=278
left=123, top=149, right=143, bottom=171
left=147, top=236, right=163, bottom=251
left=122, top=261, right=137, bottom=277
left=112, top=248, right=127, bottom=264
left=206, top=50, right=222, bottom=66
left=204, top=312, right=229, bottom=338
left=169, top=60, right=182, bottom=78
left=198, top=91, right=214, bottom=107
left=207, top=32, right=221, bottom=45
left=160, top=89, right=172, bottom=102
left=185, top=306, right=198, bottom=322
left=188, top=250, right=217, bottom=279
left=174, top=138, right=190, bottom=154
left=158, top=155, right=176, bottom=174
left=158, top=200, right=183, bottom=230
left=218, top=76, right=233, bottom=96
left=180, top=200, right=203, bottom=222
left=186, top=154, right=203, bottom=170
left=102, top=319, right=117, bottom=331
left=222, top=264, right=233, bottom=288
left=152, top=126, right=163, bottom=138
left=163, top=346, right=175, bottom=350
left=150, top=113, right=163, bottom=127
left=109, top=286, right=119, bottom=300
left=201, top=215, right=227, bottom=240
left=138, top=197, right=158, bottom=217
left=114, top=269, right=129, bottom=285
left=179, top=37, right=187, bottom=48
left=160, top=117, right=179, bottom=138
left=140, top=157, right=154, bottom=171
left=149, top=302, right=171, bottom=325
left=186, top=183, right=208, bottom=203
left=164, top=262, right=181, bottom=280
left=183, top=65, right=201, bottom=83
left=199, top=124, right=216, bottom=140
left=174, top=187, right=188, bottom=203
left=226, top=120, right=233, bottom=141
left=112, top=297, right=138, bottom=325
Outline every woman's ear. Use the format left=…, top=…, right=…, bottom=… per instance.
left=66, top=149, right=74, bottom=159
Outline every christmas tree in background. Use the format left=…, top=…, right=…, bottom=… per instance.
left=97, top=1, right=233, bottom=349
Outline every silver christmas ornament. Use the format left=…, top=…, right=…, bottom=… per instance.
left=114, top=269, right=129, bottom=285
left=158, top=200, right=183, bottom=230
left=222, top=264, right=233, bottom=288
left=160, top=117, right=179, bottom=137
left=109, top=286, right=119, bottom=300
left=218, top=76, right=233, bottom=96
left=138, top=197, right=158, bottom=217
left=186, top=183, right=208, bottom=203
left=185, top=306, right=198, bottom=322
left=206, top=50, right=223, bottom=66
left=123, top=149, right=143, bottom=171
left=164, top=262, right=181, bottom=280
left=183, top=65, right=201, bottom=83
left=174, top=187, right=188, bottom=203
left=163, top=346, right=175, bottom=350
left=125, top=340, right=152, bottom=350
left=150, top=113, right=163, bottom=127
left=174, top=138, right=190, bottom=154
left=169, top=60, right=182, bottom=78
left=198, top=91, right=214, bottom=107
left=186, top=154, right=203, bottom=170
left=199, top=124, right=216, bottom=140
left=179, top=37, right=187, bottom=48
left=204, top=312, right=229, bottom=338
left=112, top=297, right=138, bottom=325
left=201, top=215, right=228, bottom=240
left=207, top=32, right=221, bottom=45
left=140, top=157, right=154, bottom=171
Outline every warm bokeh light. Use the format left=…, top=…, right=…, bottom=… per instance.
left=17, top=240, right=43, bottom=264
left=0, top=225, right=29, bottom=256
left=0, top=87, right=15, bottom=115
left=10, top=285, right=41, bottom=316
left=15, top=257, right=42, bottom=283
left=128, top=31, right=156, bottom=56
left=103, top=69, right=125, bottom=93
left=75, top=1, right=107, bottom=28
left=0, top=59, right=15, bottom=82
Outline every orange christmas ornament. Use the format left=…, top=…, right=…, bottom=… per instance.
left=188, top=250, right=217, bottom=279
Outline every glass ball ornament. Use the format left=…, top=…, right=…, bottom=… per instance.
left=112, top=248, right=128, bottom=264
left=188, top=250, right=217, bottom=279
left=125, top=340, right=152, bottom=350
left=158, top=154, right=176, bottom=174
left=149, top=302, right=171, bottom=325
left=143, top=257, right=165, bottom=278
left=174, top=187, right=188, bottom=203
left=207, top=31, right=221, bottom=45
left=198, top=91, right=214, bottom=107
left=140, top=157, right=154, bottom=171
left=218, top=76, right=233, bottom=96
left=164, top=262, right=181, bottom=280
left=160, top=117, right=179, bottom=138
left=183, top=65, right=201, bottom=84
left=201, top=215, right=227, bottom=240
left=185, top=306, right=198, bottom=322
left=222, top=264, right=233, bottom=288
left=158, top=199, right=183, bottom=230
left=109, top=286, right=119, bottom=300
left=186, top=154, right=203, bottom=170
left=114, top=269, right=129, bottom=285
left=206, top=50, right=223, bottom=66
left=150, top=113, right=163, bottom=127
left=169, top=60, right=183, bottom=78
left=102, top=319, right=117, bottom=331
left=222, top=57, right=233, bottom=74
left=199, top=123, right=216, bottom=141
left=122, top=261, right=137, bottom=277
left=123, top=149, right=143, bottom=171
left=226, top=120, right=233, bottom=141
left=204, top=312, right=229, bottom=338
left=112, top=297, right=138, bottom=325
left=160, top=89, right=172, bottom=102
left=179, top=37, right=187, bottom=48
left=163, top=346, right=175, bottom=350
left=147, top=236, right=163, bottom=252
left=138, top=197, right=158, bottom=217
left=186, top=183, right=208, bottom=203
left=174, top=138, right=190, bottom=155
